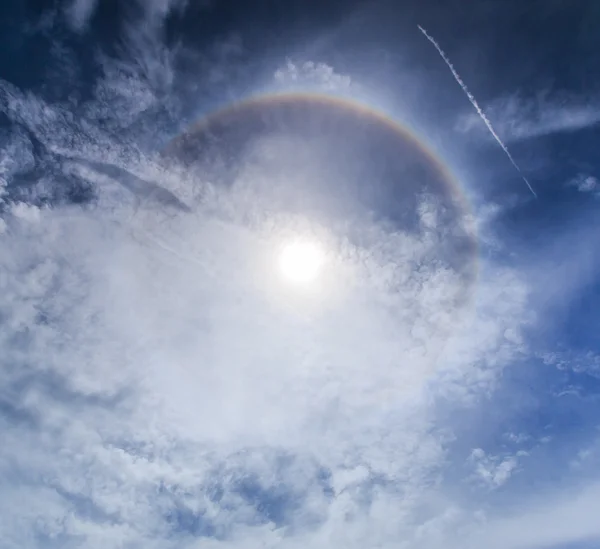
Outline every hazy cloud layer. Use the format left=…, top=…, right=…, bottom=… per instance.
left=65, top=0, right=99, bottom=32
left=1, top=8, right=600, bottom=549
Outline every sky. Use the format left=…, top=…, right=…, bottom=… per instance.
left=1, top=1, right=600, bottom=548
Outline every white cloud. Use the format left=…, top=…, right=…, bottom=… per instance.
left=524, top=207, right=600, bottom=326
left=468, top=448, right=526, bottom=489
left=463, top=481, right=600, bottom=549
left=64, top=0, right=99, bottom=32
left=274, top=60, right=353, bottom=92
left=10, top=202, right=43, bottom=223
left=455, top=94, right=600, bottom=142
left=567, top=173, right=599, bottom=195
left=64, top=0, right=195, bottom=33
left=1, top=37, right=596, bottom=549
left=506, top=432, right=530, bottom=444
left=540, top=349, right=600, bottom=380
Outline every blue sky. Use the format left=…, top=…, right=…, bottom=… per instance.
left=1, top=1, right=600, bottom=548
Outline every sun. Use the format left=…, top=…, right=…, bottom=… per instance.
left=278, top=240, right=324, bottom=284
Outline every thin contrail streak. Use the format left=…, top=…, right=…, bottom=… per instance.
left=418, top=25, right=537, bottom=198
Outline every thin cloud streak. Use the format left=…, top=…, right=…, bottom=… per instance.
left=465, top=482, right=600, bottom=549
left=456, top=96, right=600, bottom=142
left=418, top=25, right=537, bottom=198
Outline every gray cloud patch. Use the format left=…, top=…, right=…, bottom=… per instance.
left=73, top=159, right=192, bottom=212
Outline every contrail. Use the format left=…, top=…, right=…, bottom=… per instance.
left=418, top=25, right=537, bottom=198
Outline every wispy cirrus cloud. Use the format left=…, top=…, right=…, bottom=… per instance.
left=455, top=94, right=600, bottom=142
left=64, top=0, right=194, bottom=32
left=64, top=0, right=99, bottom=32
left=462, top=480, right=600, bottom=549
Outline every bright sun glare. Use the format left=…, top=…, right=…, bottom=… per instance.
left=278, top=240, right=324, bottom=284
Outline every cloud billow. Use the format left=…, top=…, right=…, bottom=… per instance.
left=2, top=7, right=596, bottom=549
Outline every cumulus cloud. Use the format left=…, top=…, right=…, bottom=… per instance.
left=274, top=60, right=353, bottom=92
left=455, top=93, right=600, bottom=142
left=468, top=448, right=525, bottom=489
left=567, top=173, right=599, bottom=195
left=541, top=349, right=600, bottom=380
